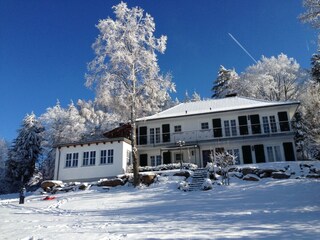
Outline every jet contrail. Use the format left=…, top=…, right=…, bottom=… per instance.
left=228, top=33, right=257, bottom=64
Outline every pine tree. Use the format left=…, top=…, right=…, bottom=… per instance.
left=6, top=113, right=43, bottom=191
left=212, top=65, right=238, bottom=98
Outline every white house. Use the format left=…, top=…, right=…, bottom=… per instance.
left=54, top=138, right=131, bottom=182
left=136, top=96, right=300, bottom=167
left=54, top=96, right=300, bottom=182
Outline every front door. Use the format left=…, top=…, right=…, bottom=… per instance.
left=202, top=150, right=212, bottom=168
left=163, top=151, right=172, bottom=164
left=140, top=154, right=148, bottom=167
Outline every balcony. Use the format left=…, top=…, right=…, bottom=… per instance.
left=137, top=121, right=294, bottom=147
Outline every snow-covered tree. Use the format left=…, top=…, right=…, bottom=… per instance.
left=40, top=101, right=86, bottom=179
left=311, top=52, right=320, bottom=83
left=0, top=138, right=8, bottom=179
left=237, top=54, right=304, bottom=101
left=85, top=2, right=175, bottom=186
left=299, top=81, right=320, bottom=159
left=299, top=0, right=320, bottom=30
left=6, top=113, right=43, bottom=191
left=77, top=99, right=121, bottom=137
left=212, top=65, right=239, bottom=98
left=191, top=91, right=201, bottom=102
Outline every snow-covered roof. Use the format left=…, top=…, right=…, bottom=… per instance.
left=137, top=96, right=299, bottom=121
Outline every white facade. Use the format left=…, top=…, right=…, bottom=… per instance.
left=54, top=138, right=131, bottom=182
left=136, top=97, right=300, bottom=167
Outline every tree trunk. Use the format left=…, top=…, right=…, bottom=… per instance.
left=131, top=74, right=140, bottom=187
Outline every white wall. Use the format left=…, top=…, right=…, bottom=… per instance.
left=54, top=140, right=131, bottom=182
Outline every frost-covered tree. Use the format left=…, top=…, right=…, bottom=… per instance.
left=299, top=0, right=320, bottom=30
left=237, top=54, right=304, bottom=101
left=85, top=2, right=175, bottom=186
left=6, top=113, right=43, bottom=191
left=292, top=111, right=308, bottom=159
left=0, top=138, right=8, bottom=179
left=299, top=81, right=320, bottom=159
left=40, top=101, right=86, bottom=179
left=191, top=91, right=201, bottom=102
left=77, top=99, right=121, bottom=137
left=212, top=65, right=239, bottom=98
left=311, top=52, right=320, bottom=83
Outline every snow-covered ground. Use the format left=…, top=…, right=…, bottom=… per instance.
left=1, top=162, right=320, bottom=240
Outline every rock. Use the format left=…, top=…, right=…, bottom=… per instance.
left=259, top=169, right=277, bottom=178
left=243, top=174, right=260, bottom=181
left=229, top=172, right=243, bottom=179
left=241, top=167, right=257, bottom=176
left=98, top=178, right=124, bottom=187
left=271, top=172, right=291, bottom=179
left=173, top=171, right=191, bottom=178
left=78, top=183, right=91, bottom=190
left=306, top=174, right=320, bottom=179
left=41, top=180, right=64, bottom=191
left=140, top=173, right=157, bottom=186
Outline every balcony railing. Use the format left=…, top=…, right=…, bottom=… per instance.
left=138, top=121, right=293, bottom=146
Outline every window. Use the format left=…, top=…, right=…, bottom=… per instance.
left=278, top=112, right=290, bottom=132
left=151, top=155, right=162, bottom=166
left=174, top=125, right=181, bottom=132
left=224, top=120, right=230, bottom=137
left=101, top=150, right=107, bottom=164
left=107, top=149, right=114, bottom=164
left=224, top=120, right=237, bottom=137
left=89, top=151, right=96, bottom=165
left=83, top=152, right=89, bottom=166
left=72, top=153, right=78, bottom=167
left=262, top=116, right=270, bottom=133
left=267, top=146, right=282, bottom=162
left=156, top=155, right=161, bottom=166
left=155, top=128, right=160, bottom=143
left=201, top=122, right=209, bottom=130
left=231, top=120, right=237, bottom=136
left=270, top=116, right=277, bottom=133
left=175, top=153, right=183, bottom=162
left=212, top=118, right=222, bottom=137
left=66, top=153, right=72, bottom=168
left=150, top=156, right=155, bottom=166
left=263, top=116, right=277, bottom=133
left=150, top=128, right=155, bottom=144
left=139, top=126, right=147, bottom=145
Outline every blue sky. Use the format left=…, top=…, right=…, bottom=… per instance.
left=0, top=0, right=317, bottom=141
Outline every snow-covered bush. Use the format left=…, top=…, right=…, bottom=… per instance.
left=201, top=178, right=213, bottom=191
left=178, top=181, right=189, bottom=191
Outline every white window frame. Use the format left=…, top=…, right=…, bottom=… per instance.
left=107, top=149, right=114, bottom=164
left=100, top=150, right=107, bottom=164
left=83, top=152, right=89, bottom=166
left=66, top=153, right=72, bottom=168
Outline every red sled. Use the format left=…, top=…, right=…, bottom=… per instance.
left=43, top=196, right=56, bottom=200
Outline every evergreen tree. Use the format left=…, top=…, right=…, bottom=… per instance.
left=6, top=113, right=43, bottom=191
left=212, top=65, right=238, bottom=98
left=311, top=52, right=320, bottom=83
